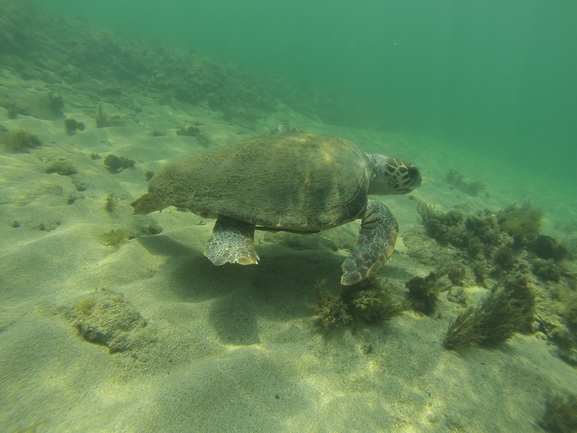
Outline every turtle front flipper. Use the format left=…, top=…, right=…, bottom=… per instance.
left=340, top=200, right=399, bottom=285
left=205, top=216, right=259, bottom=266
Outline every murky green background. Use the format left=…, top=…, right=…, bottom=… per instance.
left=36, top=0, right=577, bottom=179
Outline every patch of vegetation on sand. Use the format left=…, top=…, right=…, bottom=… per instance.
left=312, top=278, right=407, bottom=331
left=0, top=128, right=42, bottom=153
left=410, top=197, right=577, bottom=365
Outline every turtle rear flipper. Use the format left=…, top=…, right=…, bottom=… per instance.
left=205, top=216, right=259, bottom=266
left=340, top=200, right=398, bottom=285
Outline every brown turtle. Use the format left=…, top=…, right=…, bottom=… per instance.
left=131, top=128, right=422, bottom=284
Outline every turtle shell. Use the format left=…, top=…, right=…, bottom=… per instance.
left=148, top=133, right=371, bottom=230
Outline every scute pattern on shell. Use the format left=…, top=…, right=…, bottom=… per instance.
left=148, top=133, right=372, bottom=230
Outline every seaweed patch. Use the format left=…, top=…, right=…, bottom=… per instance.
left=444, top=276, right=534, bottom=349
left=312, top=278, right=407, bottom=331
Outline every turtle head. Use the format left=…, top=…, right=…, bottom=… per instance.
left=367, top=154, right=422, bottom=195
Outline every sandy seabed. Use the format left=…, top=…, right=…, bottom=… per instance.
left=1, top=68, right=577, bottom=432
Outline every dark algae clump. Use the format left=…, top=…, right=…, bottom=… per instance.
left=104, top=154, right=135, bottom=173
left=413, top=195, right=436, bottom=225
left=540, top=392, right=577, bottom=433
left=447, top=265, right=467, bottom=286
left=532, top=258, right=563, bottom=282
left=45, top=160, right=77, bottom=176
left=412, top=198, right=564, bottom=284
left=416, top=198, right=575, bottom=356
left=95, top=104, right=126, bottom=128
left=444, top=276, right=534, bottom=349
left=313, top=279, right=406, bottom=330
left=1, top=129, right=42, bottom=152
left=176, top=125, right=201, bottom=136
left=529, top=235, right=570, bottom=262
left=342, top=280, right=407, bottom=323
left=405, top=271, right=445, bottom=316
left=64, top=117, right=86, bottom=133
left=550, top=287, right=577, bottom=366
left=313, top=282, right=351, bottom=329
left=497, top=202, right=544, bottom=248
left=176, top=125, right=210, bottom=146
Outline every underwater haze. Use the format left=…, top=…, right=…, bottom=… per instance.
left=37, top=0, right=577, bottom=180
left=3, top=0, right=577, bottom=431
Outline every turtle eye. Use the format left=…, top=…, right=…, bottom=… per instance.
left=408, top=166, right=420, bottom=180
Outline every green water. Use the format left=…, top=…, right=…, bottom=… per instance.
left=37, top=0, right=577, bottom=180
left=3, top=2, right=577, bottom=431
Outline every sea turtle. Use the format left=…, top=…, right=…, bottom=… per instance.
left=131, top=128, right=422, bottom=285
